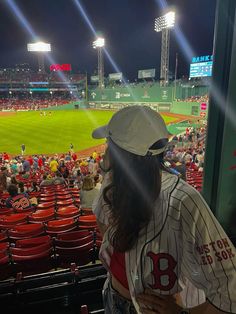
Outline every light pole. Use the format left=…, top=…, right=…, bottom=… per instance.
left=27, top=42, right=51, bottom=73
left=154, top=11, right=175, bottom=86
left=93, top=37, right=105, bottom=89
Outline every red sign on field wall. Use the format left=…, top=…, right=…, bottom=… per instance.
left=201, top=103, right=207, bottom=110
left=50, top=64, right=72, bottom=71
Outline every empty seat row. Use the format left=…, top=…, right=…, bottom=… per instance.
left=0, top=230, right=102, bottom=280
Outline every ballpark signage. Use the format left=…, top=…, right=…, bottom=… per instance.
left=108, top=72, right=123, bottom=81
left=50, top=64, right=71, bottom=71
left=138, top=69, right=156, bottom=79
left=190, top=55, right=213, bottom=78
left=201, top=103, right=207, bottom=110
left=91, top=75, right=99, bottom=82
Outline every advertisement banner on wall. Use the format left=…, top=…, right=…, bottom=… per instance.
left=138, top=69, right=156, bottom=79
left=108, top=72, right=123, bottom=81
left=90, top=75, right=99, bottom=82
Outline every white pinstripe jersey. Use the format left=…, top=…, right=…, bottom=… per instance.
left=93, top=171, right=236, bottom=313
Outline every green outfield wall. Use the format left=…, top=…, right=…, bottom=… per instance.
left=45, top=100, right=87, bottom=110
left=171, top=101, right=204, bottom=116
left=89, top=85, right=173, bottom=103
left=88, top=84, right=209, bottom=103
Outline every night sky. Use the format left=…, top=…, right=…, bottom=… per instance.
left=0, top=0, right=216, bottom=80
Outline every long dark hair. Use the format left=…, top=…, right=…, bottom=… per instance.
left=103, top=139, right=163, bottom=252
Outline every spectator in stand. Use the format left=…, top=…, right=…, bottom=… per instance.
left=3, top=152, right=9, bottom=161
left=72, top=161, right=80, bottom=178
left=49, top=156, right=58, bottom=173
left=91, top=105, right=235, bottom=314
left=80, top=175, right=99, bottom=209
left=38, top=155, right=44, bottom=169
left=0, top=170, right=7, bottom=194
left=6, top=184, right=32, bottom=211
left=10, top=175, right=18, bottom=185
left=58, top=159, right=69, bottom=179
left=33, top=156, right=38, bottom=171
left=27, top=155, right=33, bottom=166
left=72, top=152, right=77, bottom=161
left=21, top=144, right=25, bottom=156
left=40, top=174, right=53, bottom=187
left=17, top=181, right=28, bottom=194
left=53, top=171, right=66, bottom=185
left=22, top=158, right=31, bottom=173
left=171, top=156, right=187, bottom=181
left=88, top=158, right=98, bottom=176
left=92, top=150, right=98, bottom=160
left=94, top=173, right=102, bottom=190
left=10, top=160, right=18, bottom=174
left=17, top=159, right=23, bottom=173
left=74, top=169, right=83, bottom=189
left=65, top=152, right=72, bottom=162
left=28, top=181, right=40, bottom=192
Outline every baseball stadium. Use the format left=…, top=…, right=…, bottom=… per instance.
left=0, top=1, right=235, bottom=314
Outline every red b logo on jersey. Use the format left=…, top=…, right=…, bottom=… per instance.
left=147, top=252, right=177, bottom=291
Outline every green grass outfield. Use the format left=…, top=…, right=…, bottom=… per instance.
left=0, top=110, right=178, bottom=155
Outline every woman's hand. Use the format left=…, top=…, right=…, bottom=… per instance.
left=137, top=289, right=183, bottom=314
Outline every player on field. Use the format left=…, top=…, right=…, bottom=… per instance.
left=92, top=106, right=236, bottom=314
left=21, top=144, right=25, bottom=156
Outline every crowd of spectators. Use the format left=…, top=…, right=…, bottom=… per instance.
left=0, top=96, right=71, bottom=111
left=0, top=120, right=207, bottom=213
left=0, top=150, right=103, bottom=211
left=0, top=71, right=85, bottom=83
left=177, top=94, right=209, bottom=102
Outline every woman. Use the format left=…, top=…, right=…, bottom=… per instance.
left=80, top=175, right=99, bottom=210
left=92, top=106, right=236, bottom=314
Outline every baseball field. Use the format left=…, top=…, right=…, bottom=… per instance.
left=0, top=110, right=179, bottom=156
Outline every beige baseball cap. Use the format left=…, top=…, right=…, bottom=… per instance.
left=92, top=105, right=169, bottom=156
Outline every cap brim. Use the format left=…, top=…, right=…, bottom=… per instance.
left=92, top=125, right=109, bottom=139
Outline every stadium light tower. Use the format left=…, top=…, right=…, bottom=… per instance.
left=93, top=37, right=105, bottom=89
left=27, top=42, right=51, bottom=73
left=154, top=11, right=176, bottom=86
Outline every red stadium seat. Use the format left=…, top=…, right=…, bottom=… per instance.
left=46, top=218, right=77, bottom=235
left=0, top=231, right=8, bottom=242
left=57, top=199, right=74, bottom=207
left=0, top=207, right=14, bottom=215
left=10, top=241, right=53, bottom=275
left=55, top=233, right=94, bottom=248
left=78, top=215, right=97, bottom=230
left=15, top=235, right=52, bottom=248
left=29, top=208, right=55, bottom=223
left=37, top=201, right=55, bottom=210
left=10, top=241, right=52, bottom=256
left=40, top=193, right=55, bottom=198
left=0, top=242, right=9, bottom=253
left=56, top=230, right=91, bottom=241
left=56, top=194, right=72, bottom=200
left=8, top=223, right=45, bottom=240
left=55, top=240, right=94, bottom=267
left=81, top=208, right=94, bottom=215
left=0, top=213, right=29, bottom=229
left=40, top=196, right=56, bottom=203
left=56, top=206, right=80, bottom=219
left=0, top=251, right=11, bottom=280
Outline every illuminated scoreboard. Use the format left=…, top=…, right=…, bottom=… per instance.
left=189, top=55, right=213, bottom=78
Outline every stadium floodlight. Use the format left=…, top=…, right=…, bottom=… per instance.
left=27, top=42, right=51, bottom=73
left=154, top=11, right=175, bottom=32
left=92, top=37, right=105, bottom=89
left=154, top=11, right=176, bottom=86
left=27, top=42, right=51, bottom=52
left=92, top=37, right=105, bottom=49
